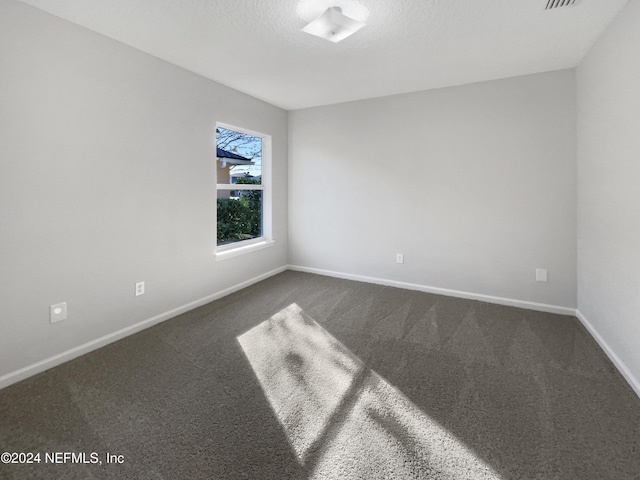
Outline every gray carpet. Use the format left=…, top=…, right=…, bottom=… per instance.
left=1, top=270, right=639, bottom=479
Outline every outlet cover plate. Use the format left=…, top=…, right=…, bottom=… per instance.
left=50, top=302, right=67, bottom=323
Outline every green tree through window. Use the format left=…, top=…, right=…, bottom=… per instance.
left=217, top=177, right=262, bottom=244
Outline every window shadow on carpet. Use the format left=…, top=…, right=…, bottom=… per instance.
left=238, top=303, right=503, bottom=479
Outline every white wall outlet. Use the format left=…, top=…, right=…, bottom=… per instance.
left=536, top=269, right=548, bottom=282
left=50, top=302, right=67, bottom=323
left=135, top=281, right=145, bottom=296
left=396, top=253, right=404, bottom=264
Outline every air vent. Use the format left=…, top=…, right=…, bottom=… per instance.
left=545, top=0, right=580, bottom=9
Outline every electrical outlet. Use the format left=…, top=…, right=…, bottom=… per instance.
left=135, top=281, right=145, bottom=296
left=50, top=302, right=67, bottom=323
left=536, top=269, right=548, bottom=282
left=396, top=253, right=404, bottom=264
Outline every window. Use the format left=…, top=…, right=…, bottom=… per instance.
left=215, top=124, right=272, bottom=259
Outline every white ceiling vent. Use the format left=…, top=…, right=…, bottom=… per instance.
left=545, top=0, right=581, bottom=10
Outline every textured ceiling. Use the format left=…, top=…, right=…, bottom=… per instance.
left=18, top=0, right=628, bottom=110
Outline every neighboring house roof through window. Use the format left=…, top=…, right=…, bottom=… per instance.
left=216, top=147, right=254, bottom=165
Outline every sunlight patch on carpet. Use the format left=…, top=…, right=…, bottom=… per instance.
left=237, top=303, right=503, bottom=479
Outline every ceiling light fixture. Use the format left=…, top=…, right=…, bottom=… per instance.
left=301, top=6, right=366, bottom=43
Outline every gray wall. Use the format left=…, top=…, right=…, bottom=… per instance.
left=0, top=1, right=288, bottom=379
left=576, top=0, right=640, bottom=388
left=289, top=71, right=577, bottom=308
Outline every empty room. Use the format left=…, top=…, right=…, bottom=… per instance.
left=1, top=0, right=639, bottom=478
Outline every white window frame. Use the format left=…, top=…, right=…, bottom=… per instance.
left=215, top=122, right=273, bottom=260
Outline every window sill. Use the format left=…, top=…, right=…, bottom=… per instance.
left=215, top=239, right=275, bottom=261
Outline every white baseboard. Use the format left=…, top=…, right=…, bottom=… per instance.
left=5, top=264, right=638, bottom=402
left=575, top=310, right=640, bottom=399
left=0, top=265, right=288, bottom=391
left=288, top=265, right=576, bottom=315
